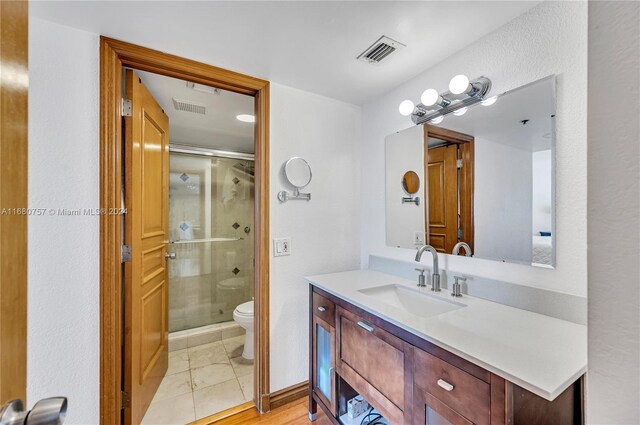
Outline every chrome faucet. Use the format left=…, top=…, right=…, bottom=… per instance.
left=452, top=242, right=472, bottom=257
left=415, top=245, right=441, bottom=292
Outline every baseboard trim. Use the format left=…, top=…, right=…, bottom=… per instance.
left=269, top=381, right=309, bottom=410
left=189, top=401, right=255, bottom=425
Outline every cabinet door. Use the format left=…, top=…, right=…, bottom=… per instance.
left=312, top=314, right=336, bottom=414
left=415, top=386, right=473, bottom=425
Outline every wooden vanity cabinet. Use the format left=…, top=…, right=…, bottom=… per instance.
left=310, top=291, right=337, bottom=417
left=309, top=285, right=583, bottom=425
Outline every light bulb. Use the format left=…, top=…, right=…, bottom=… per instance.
left=420, top=89, right=439, bottom=107
left=399, top=100, right=415, bottom=116
left=430, top=116, right=444, bottom=124
left=453, top=107, right=468, bottom=116
left=481, top=96, right=497, bottom=106
left=449, top=74, right=470, bottom=94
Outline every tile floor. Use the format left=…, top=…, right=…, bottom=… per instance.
left=141, top=335, right=254, bottom=424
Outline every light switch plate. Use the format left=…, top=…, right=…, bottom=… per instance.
left=273, top=238, right=291, bottom=257
left=414, top=231, right=425, bottom=245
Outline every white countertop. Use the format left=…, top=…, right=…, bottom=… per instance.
left=305, top=269, right=587, bottom=401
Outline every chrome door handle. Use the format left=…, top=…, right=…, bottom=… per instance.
left=0, top=397, right=67, bottom=425
left=357, top=321, right=374, bottom=333
left=437, top=379, right=454, bottom=392
left=317, top=306, right=326, bottom=312
left=165, top=252, right=176, bottom=260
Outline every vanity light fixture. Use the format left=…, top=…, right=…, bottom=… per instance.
left=399, top=75, right=492, bottom=125
left=398, top=100, right=415, bottom=116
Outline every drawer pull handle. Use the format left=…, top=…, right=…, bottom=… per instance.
left=357, top=321, right=374, bottom=333
left=317, top=306, right=326, bottom=312
left=437, top=379, right=454, bottom=392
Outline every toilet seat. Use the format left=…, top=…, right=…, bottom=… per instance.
left=235, top=300, right=254, bottom=316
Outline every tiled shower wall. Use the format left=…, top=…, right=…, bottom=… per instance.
left=168, top=153, right=255, bottom=332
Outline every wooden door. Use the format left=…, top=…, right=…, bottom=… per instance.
left=427, top=145, right=458, bottom=253
left=0, top=0, right=27, bottom=404
left=123, top=69, right=170, bottom=424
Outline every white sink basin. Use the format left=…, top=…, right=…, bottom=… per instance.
left=358, top=284, right=466, bottom=318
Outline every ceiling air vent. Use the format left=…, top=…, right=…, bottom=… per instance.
left=357, top=36, right=405, bottom=64
left=172, top=98, right=206, bottom=115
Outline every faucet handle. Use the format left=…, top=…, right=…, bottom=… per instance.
left=415, top=268, right=426, bottom=288
left=452, top=276, right=466, bottom=297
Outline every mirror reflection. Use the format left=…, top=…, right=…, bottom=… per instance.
left=402, top=171, right=420, bottom=195
left=385, top=76, right=555, bottom=267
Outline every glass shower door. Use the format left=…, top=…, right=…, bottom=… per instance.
left=168, top=152, right=254, bottom=332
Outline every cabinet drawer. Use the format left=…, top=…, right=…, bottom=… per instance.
left=414, top=349, right=490, bottom=425
left=313, top=292, right=335, bottom=326
left=336, top=306, right=406, bottom=414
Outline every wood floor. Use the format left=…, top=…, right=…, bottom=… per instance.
left=210, top=397, right=332, bottom=425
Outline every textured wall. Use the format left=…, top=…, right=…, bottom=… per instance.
left=360, top=1, right=588, bottom=297
left=269, top=83, right=361, bottom=391
left=28, top=18, right=100, bottom=424
left=587, top=2, right=640, bottom=423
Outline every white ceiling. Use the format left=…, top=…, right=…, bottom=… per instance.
left=136, top=70, right=255, bottom=152
left=31, top=1, right=540, bottom=105
left=430, top=76, right=555, bottom=152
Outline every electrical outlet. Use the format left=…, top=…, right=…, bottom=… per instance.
left=273, top=238, right=291, bottom=257
left=414, top=231, right=425, bottom=245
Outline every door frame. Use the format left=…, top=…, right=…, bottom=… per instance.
left=424, top=124, right=475, bottom=253
left=0, top=0, right=28, bottom=405
left=99, top=37, right=271, bottom=423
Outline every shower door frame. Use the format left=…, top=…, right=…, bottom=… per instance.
left=99, top=37, right=271, bottom=423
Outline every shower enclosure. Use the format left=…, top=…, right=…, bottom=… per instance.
left=168, top=147, right=254, bottom=333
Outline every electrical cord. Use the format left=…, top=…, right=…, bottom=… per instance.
left=359, top=407, right=385, bottom=425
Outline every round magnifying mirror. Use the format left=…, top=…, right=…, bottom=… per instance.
left=284, top=157, right=312, bottom=188
left=402, top=171, right=420, bottom=194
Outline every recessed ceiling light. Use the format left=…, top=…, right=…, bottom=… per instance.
left=236, top=114, right=255, bottom=123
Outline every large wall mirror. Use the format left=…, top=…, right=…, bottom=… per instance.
left=385, top=76, right=555, bottom=268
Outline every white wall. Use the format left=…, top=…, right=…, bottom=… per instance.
left=28, top=17, right=361, bottom=422
left=474, top=138, right=532, bottom=264
left=532, top=150, right=552, bottom=235
left=587, top=2, right=640, bottom=423
left=360, top=1, right=587, bottom=297
left=269, top=84, right=361, bottom=392
left=28, top=18, right=100, bottom=425
left=385, top=126, right=425, bottom=248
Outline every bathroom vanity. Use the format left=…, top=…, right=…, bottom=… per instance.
left=307, top=270, right=586, bottom=425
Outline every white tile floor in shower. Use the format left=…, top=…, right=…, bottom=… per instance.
left=141, top=335, right=253, bottom=424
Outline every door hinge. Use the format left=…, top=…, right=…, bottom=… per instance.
left=457, top=229, right=464, bottom=238
left=121, top=244, right=131, bottom=263
left=456, top=159, right=463, bottom=169
left=122, top=98, right=132, bottom=117
left=121, top=391, right=130, bottom=410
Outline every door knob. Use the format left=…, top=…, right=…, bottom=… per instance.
left=165, top=252, right=177, bottom=260
left=0, top=397, right=67, bottom=425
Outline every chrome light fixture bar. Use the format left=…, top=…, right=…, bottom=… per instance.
left=399, top=75, right=492, bottom=125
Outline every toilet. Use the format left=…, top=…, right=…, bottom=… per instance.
left=232, top=300, right=254, bottom=360
left=216, top=277, right=250, bottom=319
